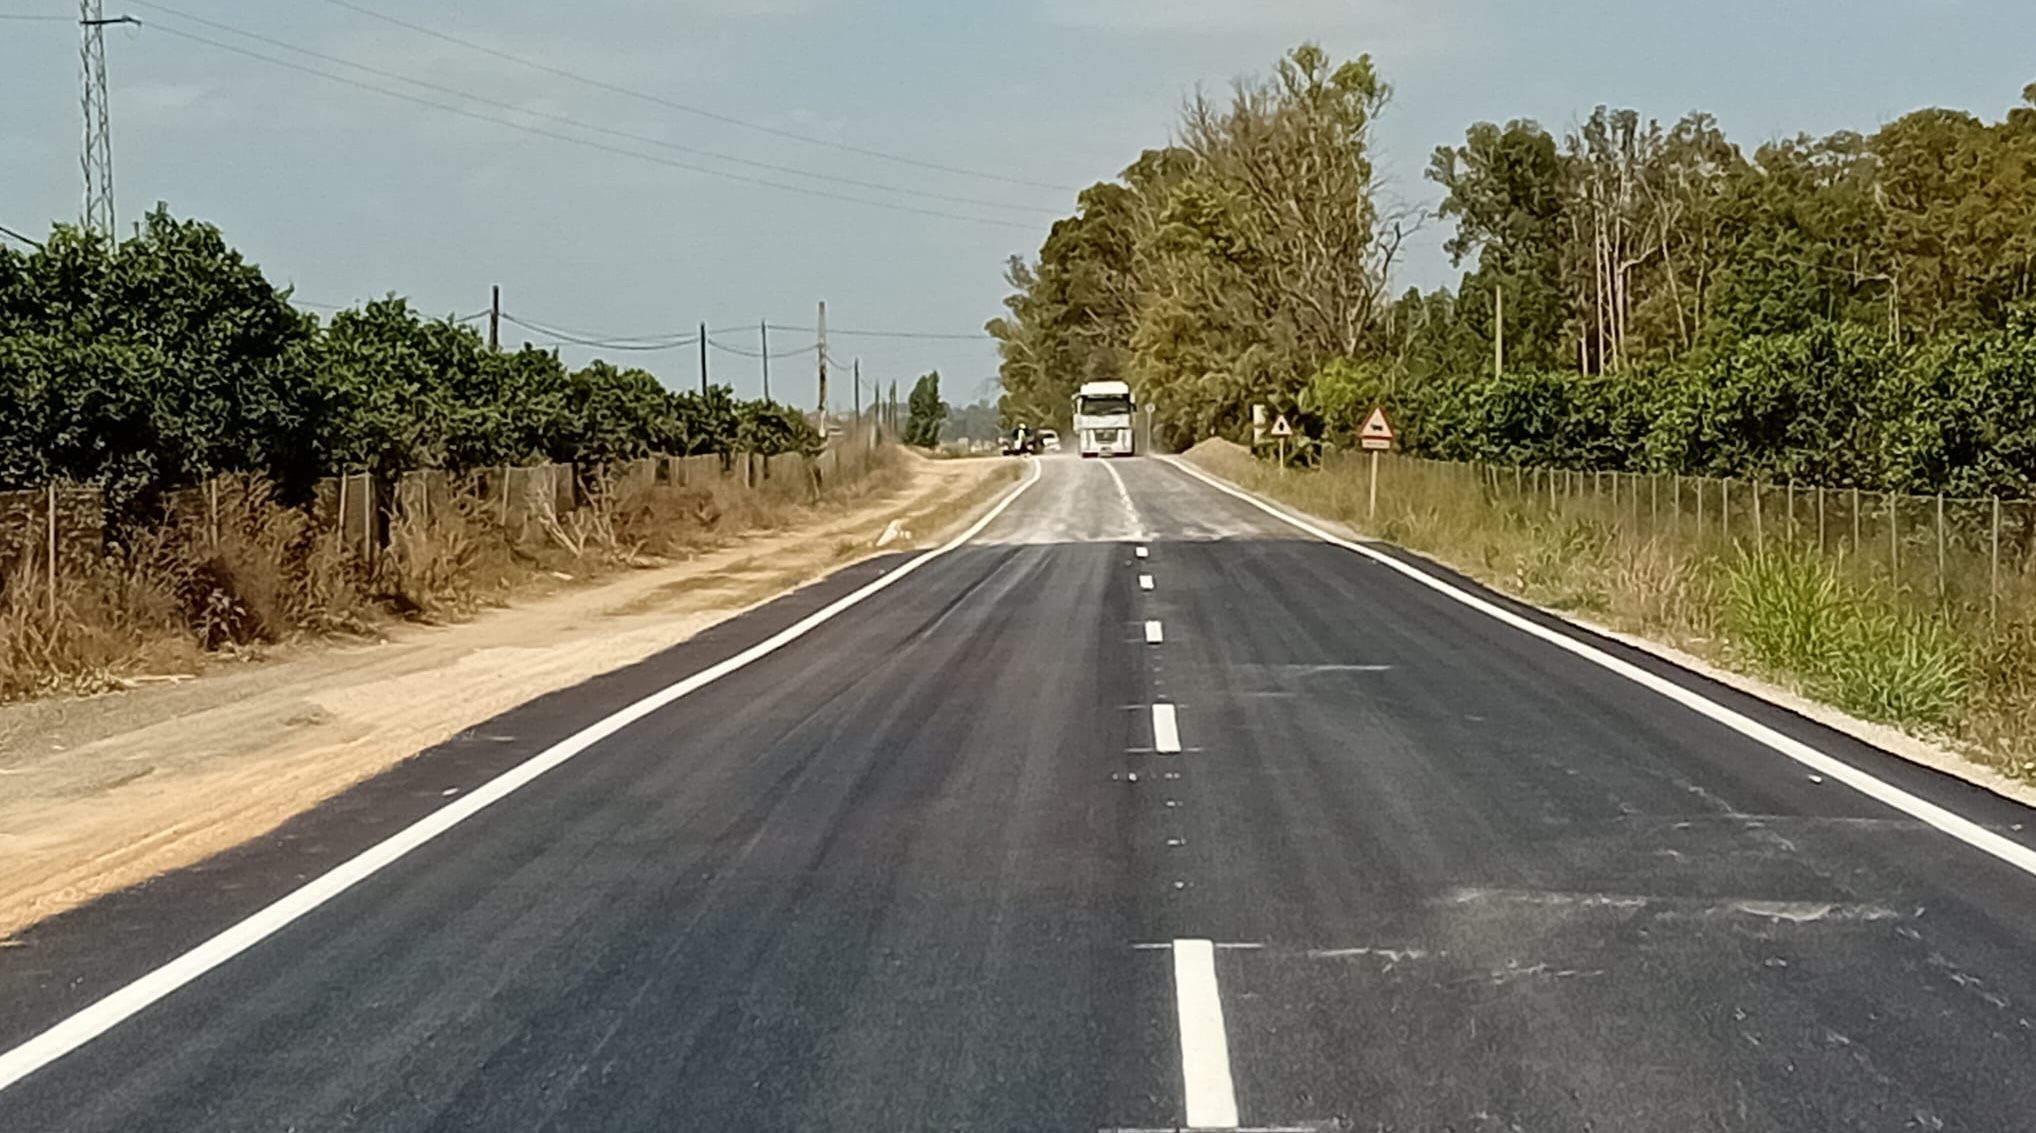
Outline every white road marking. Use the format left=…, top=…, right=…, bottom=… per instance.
left=1102, top=458, right=1147, bottom=540
left=1164, top=455, right=2036, bottom=885
left=1145, top=620, right=1165, bottom=645
left=0, top=463, right=1050, bottom=1098
left=1152, top=704, right=1182, bottom=753
left=1172, top=938, right=1241, bottom=1129
left=1136, top=545, right=1149, bottom=559
left=1103, top=1127, right=1311, bottom=1133
left=1139, top=574, right=1155, bottom=591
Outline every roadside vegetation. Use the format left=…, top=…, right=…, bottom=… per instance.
left=992, top=48, right=2036, bottom=505
left=0, top=209, right=898, bottom=702
left=0, top=445, right=904, bottom=703
left=989, top=39, right=2035, bottom=772
left=0, top=209, right=823, bottom=518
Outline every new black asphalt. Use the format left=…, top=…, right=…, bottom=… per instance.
left=4, top=455, right=2035, bottom=1130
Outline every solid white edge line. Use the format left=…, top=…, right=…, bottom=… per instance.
left=1145, top=619, right=1165, bottom=645
left=1139, top=574, right=1155, bottom=591
left=1162, top=455, right=2036, bottom=882
left=0, top=460, right=1046, bottom=1098
left=1152, top=703, right=1182, bottom=753
left=1172, top=938, right=1241, bottom=1129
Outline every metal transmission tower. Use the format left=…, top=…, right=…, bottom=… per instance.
left=77, top=1, right=136, bottom=237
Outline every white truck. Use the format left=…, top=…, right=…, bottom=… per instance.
left=1072, top=380, right=1136, bottom=458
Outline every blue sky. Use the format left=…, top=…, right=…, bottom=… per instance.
left=4, top=0, right=2032, bottom=409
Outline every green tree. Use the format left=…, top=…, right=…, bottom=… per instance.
left=905, top=371, right=947, bottom=447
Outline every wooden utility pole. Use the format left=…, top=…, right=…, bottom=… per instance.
left=815, top=301, right=829, bottom=420
left=698, top=322, right=708, bottom=394
left=488, top=285, right=500, bottom=351
left=1494, top=283, right=1505, bottom=378
left=760, top=319, right=771, bottom=402
left=853, top=358, right=862, bottom=433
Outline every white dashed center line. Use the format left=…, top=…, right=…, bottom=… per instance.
left=1152, top=704, right=1181, bottom=753
left=1136, top=545, right=1149, bottom=559
left=1139, top=574, right=1155, bottom=591
left=1145, top=620, right=1164, bottom=645
left=1172, top=938, right=1241, bottom=1129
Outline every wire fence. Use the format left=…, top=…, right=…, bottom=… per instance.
left=1355, top=452, right=2036, bottom=626
left=0, top=429, right=888, bottom=615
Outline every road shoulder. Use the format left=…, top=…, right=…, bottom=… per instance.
left=1169, top=446, right=2036, bottom=816
left=0, top=455, right=1018, bottom=940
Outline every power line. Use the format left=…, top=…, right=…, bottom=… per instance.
left=134, top=21, right=1041, bottom=233
left=0, top=222, right=45, bottom=249
left=500, top=312, right=699, bottom=351
left=0, top=12, right=77, bottom=19
left=127, top=1, right=1057, bottom=219
left=502, top=311, right=703, bottom=345
left=320, top=0, right=1079, bottom=196
left=707, top=335, right=816, bottom=360
left=766, top=322, right=991, bottom=341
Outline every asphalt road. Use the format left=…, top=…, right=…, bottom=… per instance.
left=7, top=454, right=2036, bottom=1130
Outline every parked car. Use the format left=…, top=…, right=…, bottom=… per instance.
left=1039, top=429, right=1061, bottom=452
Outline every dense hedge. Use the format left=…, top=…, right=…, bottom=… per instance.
left=1304, top=315, right=2036, bottom=499
left=0, top=209, right=819, bottom=514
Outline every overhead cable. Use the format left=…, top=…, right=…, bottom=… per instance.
left=135, top=20, right=1040, bottom=233
left=766, top=322, right=991, bottom=341
left=708, top=336, right=819, bottom=360
left=320, top=0, right=1079, bottom=195
left=128, top=1, right=1056, bottom=219
left=500, top=312, right=697, bottom=351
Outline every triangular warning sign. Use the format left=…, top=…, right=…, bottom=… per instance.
left=1269, top=414, right=1293, bottom=438
left=1359, top=406, right=1395, bottom=450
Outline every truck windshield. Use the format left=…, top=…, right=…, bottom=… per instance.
left=1078, top=396, right=1132, bottom=416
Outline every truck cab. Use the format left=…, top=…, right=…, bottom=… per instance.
left=1072, top=381, right=1136, bottom=458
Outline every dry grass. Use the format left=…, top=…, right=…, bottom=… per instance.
left=0, top=447, right=906, bottom=704
left=1190, top=440, right=2036, bottom=779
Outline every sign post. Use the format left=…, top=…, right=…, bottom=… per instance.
left=1358, top=406, right=1396, bottom=523
left=1269, top=412, right=1294, bottom=476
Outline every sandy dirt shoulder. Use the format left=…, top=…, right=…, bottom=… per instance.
left=0, top=454, right=1015, bottom=939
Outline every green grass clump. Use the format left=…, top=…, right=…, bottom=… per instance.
left=1723, top=548, right=1969, bottom=728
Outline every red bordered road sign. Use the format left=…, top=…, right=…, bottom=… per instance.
left=1359, top=406, right=1395, bottom=451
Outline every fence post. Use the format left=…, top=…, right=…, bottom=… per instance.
left=46, top=482, right=58, bottom=622
left=1722, top=478, right=1731, bottom=547
left=1888, top=490, right=1900, bottom=585
left=1817, top=485, right=1826, bottom=556
left=1752, top=480, right=1764, bottom=553
left=1936, top=492, right=1947, bottom=606
left=1852, top=486, right=1861, bottom=557
left=208, top=476, right=220, bottom=551
left=1992, top=496, right=2003, bottom=628
left=499, top=465, right=511, bottom=528
left=361, top=473, right=373, bottom=562
left=1696, top=478, right=1705, bottom=541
